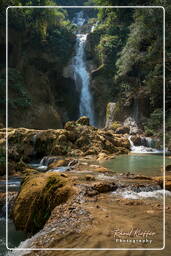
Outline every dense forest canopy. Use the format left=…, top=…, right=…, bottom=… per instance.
left=85, top=0, right=170, bottom=147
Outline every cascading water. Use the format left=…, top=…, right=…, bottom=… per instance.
left=128, top=136, right=163, bottom=154
left=72, top=12, right=95, bottom=125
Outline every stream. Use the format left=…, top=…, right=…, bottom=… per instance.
left=2, top=153, right=171, bottom=254
left=0, top=178, right=27, bottom=256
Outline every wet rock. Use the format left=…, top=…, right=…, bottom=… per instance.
left=91, top=181, right=117, bottom=193
left=85, top=175, right=96, bottom=181
left=57, top=134, right=68, bottom=143
left=93, top=166, right=109, bottom=173
left=166, top=165, right=171, bottom=172
left=76, top=135, right=90, bottom=147
left=66, top=130, right=78, bottom=142
left=60, top=173, right=68, bottom=178
left=48, top=159, right=69, bottom=170
left=22, top=168, right=39, bottom=176
left=69, top=149, right=83, bottom=157
left=130, top=135, right=142, bottom=146
left=127, top=174, right=152, bottom=180
left=76, top=116, right=90, bottom=126
left=64, top=121, right=76, bottom=130
left=68, top=159, right=78, bottom=167
left=84, top=146, right=100, bottom=155
left=97, top=152, right=108, bottom=160
left=153, top=176, right=171, bottom=191
left=115, top=126, right=130, bottom=134
left=86, top=190, right=98, bottom=197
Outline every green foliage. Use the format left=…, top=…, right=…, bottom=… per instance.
left=47, top=25, right=75, bottom=65
left=97, top=35, right=120, bottom=66
left=116, top=8, right=163, bottom=80
left=0, top=69, right=32, bottom=110
left=144, top=109, right=163, bottom=135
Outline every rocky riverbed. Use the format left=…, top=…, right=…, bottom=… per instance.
left=1, top=159, right=171, bottom=253
left=0, top=117, right=171, bottom=254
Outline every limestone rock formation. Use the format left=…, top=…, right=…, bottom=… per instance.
left=0, top=117, right=130, bottom=176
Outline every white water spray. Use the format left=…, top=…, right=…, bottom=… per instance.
left=128, top=136, right=163, bottom=154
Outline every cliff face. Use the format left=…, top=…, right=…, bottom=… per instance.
left=86, top=33, right=114, bottom=128
left=0, top=19, right=79, bottom=129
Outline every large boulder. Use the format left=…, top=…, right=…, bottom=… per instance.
left=12, top=173, right=75, bottom=234
left=86, top=181, right=118, bottom=196
left=130, top=135, right=142, bottom=146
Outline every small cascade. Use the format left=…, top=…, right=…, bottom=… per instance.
left=29, top=157, right=77, bottom=173
left=112, top=183, right=171, bottom=200
left=29, top=156, right=53, bottom=172
left=128, top=136, right=163, bottom=154
left=113, top=189, right=171, bottom=200
left=72, top=11, right=95, bottom=125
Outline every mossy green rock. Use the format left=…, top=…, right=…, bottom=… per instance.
left=12, top=173, right=75, bottom=234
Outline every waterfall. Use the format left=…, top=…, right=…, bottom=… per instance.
left=72, top=11, right=95, bottom=126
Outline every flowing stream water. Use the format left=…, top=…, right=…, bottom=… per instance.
left=72, top=11, right=95, bottom=125
left=0, top=178, right=27, bottom=256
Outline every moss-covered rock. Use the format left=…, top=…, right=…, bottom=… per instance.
left=48, top=159, right=69, bottom=170
left=12, top=172, right=75, bottom=234
left=0, top=119, right=131, bottom=173
left=110, top=121, right=122, bottom=131
left=115, top=126, right=130, bottom=134
left=76, top=116, right=90, bottom=126
left=153, top=175, right=171, bottom=191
